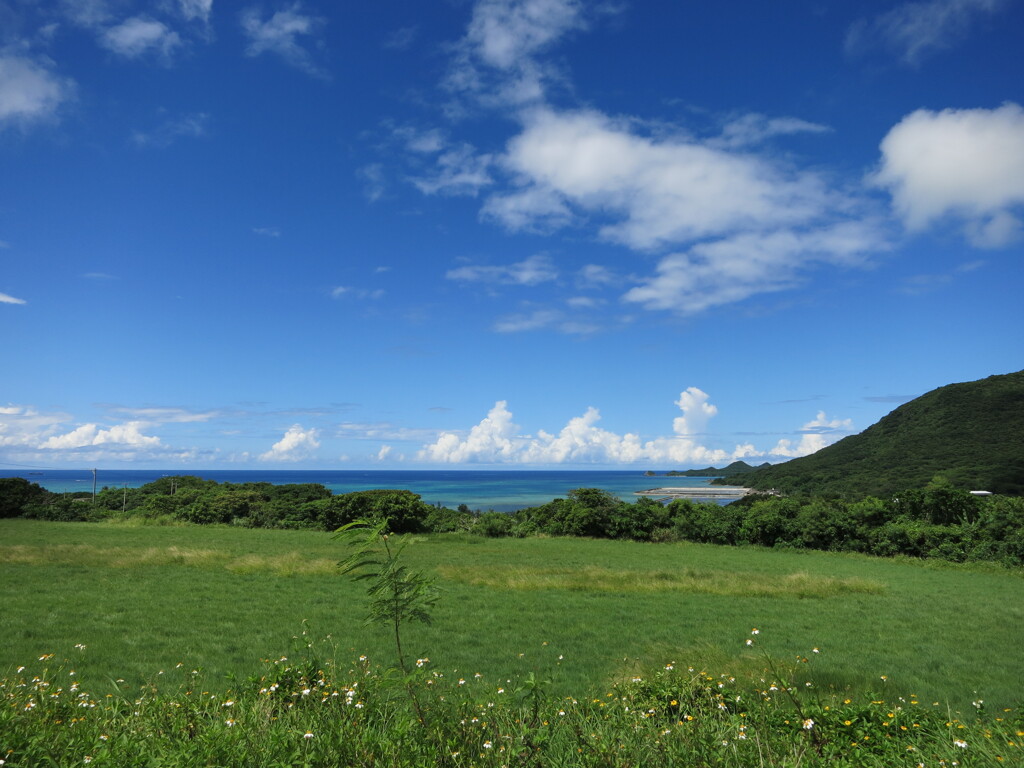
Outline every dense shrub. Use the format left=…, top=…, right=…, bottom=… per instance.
left=2, top=475, right=1022, bottom=566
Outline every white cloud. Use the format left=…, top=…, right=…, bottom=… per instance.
left=847, top=0, right=1007, bottom=65
left=480, top=184, right=573, bottom=232
left=377, top=444, right=392, bottom=460
left=672, top=387, right=717, bottom=437
left=492, top=308, right=597, bottom=334
left=41, top=421, right=162, bottom=449
left=417, top=391, right=854, bottom=465
left=623, top=222, right=884, bottom=315
left=770, top=434, right=831, bottom=458
left=799, top=410, right=854, bottom=434
left=0, top=291, right=27, bottom=304
left=107, top=406, right=219, bottom=423
left=410, top=144, right=493, bottom=197
left=488, top=108, right=836, bottom=252
left=577, top=264, right=616, bottom=287
left=447, top=0, right=588, bottom=107
left=259, top=424, right=320, bottom=462
left=60, top=0, right=115, bottom=28
left=178, top=0, right=213, bottom=24
left=253, top=226, right=281, bottom=237
left=466, top=0, right=583, bottom=70
left=419, top=390, right=752, bottom=465
left=100, top=17, right=182, bottom=60
left=331, top=285, right=384, bottom=300
left=132, top=112, right=209, bottom=147
left=0, top=405, right=70, bottom=446
left=0, top=53, right=74, bottom=128
left=872, top=102, right=1024, bottom=247
left=713, top=113, right=831, bottom=149
left=447, top=253, right=557, bottom=285
left=358, top=163, right=386, bottom=202
left=391, top=125, right=446, bottom=154
left=769, top=410, right=854, bottom=458
left=241, top=3, right=327, bottom=77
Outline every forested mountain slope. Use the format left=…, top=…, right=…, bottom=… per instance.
left=719, top=370, right=1024, bottom=497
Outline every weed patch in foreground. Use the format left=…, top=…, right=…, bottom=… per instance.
left=2, top=635, right=1020, bottom=768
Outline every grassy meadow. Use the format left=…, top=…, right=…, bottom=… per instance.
left=2, top=518, right=1021, bottom=710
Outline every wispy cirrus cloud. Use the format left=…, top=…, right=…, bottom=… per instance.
left=409, top=143, right=494, bottom=197
left=331, top=285, right=384, bottom=300
left=104, top=406, right=221, bottom=423
left=241, top=3, right=328, bottom=78
left=0, top=291, right=27, bottom=304
left=446, top=253, right=557, bottom=286
left=132, top=111, right=209, bottom=147
left=846, top=0, right=1008, bottom=65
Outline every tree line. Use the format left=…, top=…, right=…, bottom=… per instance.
left=2, top=474, right=1021, bottom=566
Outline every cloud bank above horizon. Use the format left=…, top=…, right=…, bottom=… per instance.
left=0, top=388, right=854, bottom=468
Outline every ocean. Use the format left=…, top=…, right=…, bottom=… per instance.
left=0, top=469, right=724, bottom=512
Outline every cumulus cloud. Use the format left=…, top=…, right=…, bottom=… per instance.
left=799, top=411, right=854, bottom=434
left=672, top=388, right=718, bottom=437
left=846, top=0, right=1007, bottom=65
left=0, top=53, right=75, bottom=128
left=418, top=389, right=770, bottom=465
left=41, top=421, right=162, bottom=449
left=447, top=253, right=557, bottom=285
left=486, top=108, right=839, bottom=252
left=241, top=3, right=327, bottom=77
left=872, top=102, right=1024, bottom=247
left=0, top=405, right=70, bottom=447
left=770, top=410, right=855, bottom=457
left=259, top=424, right=320, bottom=462
left=100, top=17, right=182, bottom=60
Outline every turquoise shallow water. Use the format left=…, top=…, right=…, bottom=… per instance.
left=0, top=469, right=723, bottom=512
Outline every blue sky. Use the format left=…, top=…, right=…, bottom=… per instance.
left=1, top=0, right=1022, bottom=469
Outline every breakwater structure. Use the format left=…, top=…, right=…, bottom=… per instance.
left=635, top=485, right=771, bottom=502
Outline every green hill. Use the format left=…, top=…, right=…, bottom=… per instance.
left=718, top=370, right=1024, bottom=498
left=661, top=461, right=768, bottom=477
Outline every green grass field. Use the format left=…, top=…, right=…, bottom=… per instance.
left=2, top=518, right=1022, bottom=711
